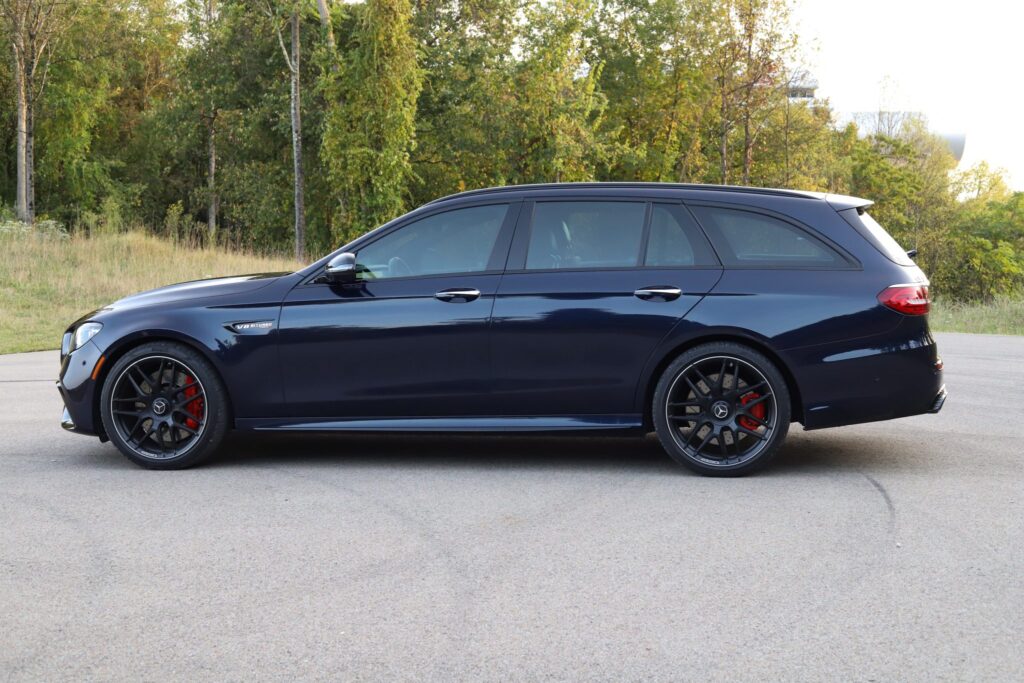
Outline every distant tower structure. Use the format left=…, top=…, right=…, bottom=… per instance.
left=787, top=72, right=818, bottom=101
left=939, top=133, right=966, bottom=163
left=848, top=111, right=967, bottom=164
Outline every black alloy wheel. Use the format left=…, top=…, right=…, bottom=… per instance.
left=653, top=342, right=791, bottom=476
left=100, top=342, right=228, bottom=469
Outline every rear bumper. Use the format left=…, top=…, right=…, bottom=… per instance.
left=928, top=384, right=948, bottom=414
left=787, top=320, right=945, bottom=430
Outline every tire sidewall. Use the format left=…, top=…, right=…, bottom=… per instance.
left=653, top=342, right=791, bottom=476
left=99, top=341, right=229, bottom=469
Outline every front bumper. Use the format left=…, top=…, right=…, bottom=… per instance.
left=57, top=339, right=105, bottom=438
left=60, top=405, right=76, bottom=431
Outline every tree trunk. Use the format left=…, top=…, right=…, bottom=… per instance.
left=290, top=10, right=306, bottom=261
left=719, top=86, right=728, bottom=185
left=12, top=46, right=28, bottom=222
left=23, top=42, right=35, bottom=222
left=315, top=0, right=336, bottom=56
left=783, top=95, right=790, bottom=186
left=205, top=0, right=217, bottom=241
left=742, top=114, right=752, bottom=185
left=207, top=119, right=217, bottom=240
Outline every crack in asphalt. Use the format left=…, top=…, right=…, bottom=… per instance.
left=862, top=472, right=897, bottom=531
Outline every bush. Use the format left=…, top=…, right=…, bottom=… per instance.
left=0, top=216, right=68, bottom=240
left=929, top=235, right=1024, bottom=302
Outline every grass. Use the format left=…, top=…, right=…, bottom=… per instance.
left=0, top=229, right=299, bottom=354
left=929, top=297, right=1024, bottom=336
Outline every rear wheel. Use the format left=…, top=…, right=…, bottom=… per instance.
left=99, top=341, right=229, bottom=469
left=653, top=342, right=790, bottom=476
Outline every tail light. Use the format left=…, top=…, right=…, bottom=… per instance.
left=878, top=284, right=930, bottom=315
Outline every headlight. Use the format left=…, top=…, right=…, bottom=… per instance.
left=71, top=322, right=102, bottom=352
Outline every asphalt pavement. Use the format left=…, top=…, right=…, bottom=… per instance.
left=1, top=332, right=1021, bottom=681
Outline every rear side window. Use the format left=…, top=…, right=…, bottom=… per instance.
left=525, top=201, right=646, bottom=270
left=645, top=203, right=719, bottom=267
left=690, top=205, right=846, bottom=268
left=839, top=208, right=914, bottom=266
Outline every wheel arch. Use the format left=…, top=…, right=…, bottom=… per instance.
left=639, top=331, right=804, bottom=430
left=92, top=331, right=234, bottom=436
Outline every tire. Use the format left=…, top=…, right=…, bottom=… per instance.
left=99, top=341, right=229, bottom=469
left=652, top=342, right=791, bottom=476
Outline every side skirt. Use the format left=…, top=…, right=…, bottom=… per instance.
left=236, top=415, right=644, bottom=433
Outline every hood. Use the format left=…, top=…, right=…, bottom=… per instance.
left=106, top=272, right=291, bottom=311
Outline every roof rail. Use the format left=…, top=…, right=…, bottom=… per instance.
left=424, top=182, right=825, bottom=205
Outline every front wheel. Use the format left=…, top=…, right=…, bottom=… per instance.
left=653, top=342, right=791, bottom=476
left=99, top=341, right=229, bottom=469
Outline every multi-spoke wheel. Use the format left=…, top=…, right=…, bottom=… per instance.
left=99, top=342, right=229, bottom=469
left=653, top=342, right=791, bottom=476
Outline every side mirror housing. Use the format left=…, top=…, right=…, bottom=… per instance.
left=325, top=252, right=358, bottom=285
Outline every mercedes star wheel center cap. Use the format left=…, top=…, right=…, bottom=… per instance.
left=152, top=398, right=169, bottom=416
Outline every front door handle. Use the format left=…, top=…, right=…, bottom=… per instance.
left=435, top=288, right=481, bottom=303
left=634, top=286, right=682, bottom=301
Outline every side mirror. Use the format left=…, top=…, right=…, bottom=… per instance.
left=325, top=252, right=358, bottom=285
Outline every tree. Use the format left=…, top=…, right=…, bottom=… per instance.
left=202, top=0, right=218, bottom=239
left=733, top=0, right=792, bottom=185
left=701, top=0, right=792, bottom=185
left=0, top=0, right=75, bottom=222
left=314, top=0, right=336, bottom=59
left=510, top=0, right=609, bottom=183
left=410, top=0, right=523, bottom=200
left=263, top=0, right=306, bottom=260
left=323, top=0, right=421, bottom=241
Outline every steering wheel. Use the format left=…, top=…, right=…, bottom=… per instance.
left=388, top=256, right=413, bottom=277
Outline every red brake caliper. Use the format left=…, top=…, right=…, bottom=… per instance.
left=738, top=392, right=766, bottom=431
left=182, top=375, right=203, bottom=430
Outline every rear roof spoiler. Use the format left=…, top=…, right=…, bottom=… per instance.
left=826, top=193, right=874, bottom=212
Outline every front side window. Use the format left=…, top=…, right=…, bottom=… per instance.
left=525, top=201, right=646, bottom=270
left=689, top=205, right=846, bottom=268
left=356, top=204, right=509, bottom=280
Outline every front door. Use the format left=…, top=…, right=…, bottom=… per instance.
left=490, top=199, right=723, bottom=417
left=278, top=202, right=518, bottom=419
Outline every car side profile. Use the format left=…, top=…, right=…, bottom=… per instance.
left=58, top=183, right=946, bottom=475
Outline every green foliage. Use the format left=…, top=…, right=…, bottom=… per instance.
left=323, top=0, right=421, bottom=243
left=930, top=235, right=1023, bottom=302
left=0, top=0, right=1020, bottom=303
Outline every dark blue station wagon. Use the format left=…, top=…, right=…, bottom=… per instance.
left=58, top=183, right=946, bottom=475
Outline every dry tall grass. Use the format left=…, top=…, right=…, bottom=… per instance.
left=0, top=229, right=299, bottom=354
left=929, top=297, right=1024, bottom=336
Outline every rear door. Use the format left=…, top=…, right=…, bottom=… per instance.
left=489, top=198, right=722, bottom=417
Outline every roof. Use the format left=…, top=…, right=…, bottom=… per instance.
left=425, top=182, right=829, bottom=205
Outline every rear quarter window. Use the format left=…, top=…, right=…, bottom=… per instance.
left=689, top=205, right=848, bottom=268
left=838, top=208, right=915, bottom=266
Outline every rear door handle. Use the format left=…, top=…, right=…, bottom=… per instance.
left=435, top=288, right=481, bottom=303
left=634, top=286, right=682, bottom=301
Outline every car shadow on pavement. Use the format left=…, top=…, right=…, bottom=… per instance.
left=172, top=428, right=917, bottom=476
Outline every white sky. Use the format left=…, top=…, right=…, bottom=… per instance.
left=792, top=0, right=1024, bottom=189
